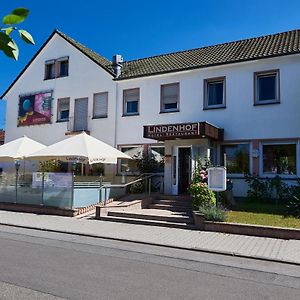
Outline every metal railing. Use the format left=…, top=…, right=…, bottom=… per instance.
left=67, top=116, right=89, bottom=132
left=98, top=173, right=164, bottom=204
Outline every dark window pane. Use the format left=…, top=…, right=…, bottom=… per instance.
left=60, top=110, right=69, bottom=120
left=45, top=64, right=55, bottom=79
left=208, top=81, right=223, bottom=106
left=221, top=144, right=249, bottom=173
left=164, top=103, right=178, bottom=110
left=263, top=144, right=296, bottom=174
left=127, top=101, right=138, bottom=114
left=258, top=75, right=276, bottom=101
left=59, top=60, right=69, bottom=77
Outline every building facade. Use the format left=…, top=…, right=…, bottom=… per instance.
left=1, top=29, right=300, bottom=196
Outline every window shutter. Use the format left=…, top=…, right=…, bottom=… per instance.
left=124, top=89, right=139, bottom=102
left=59, top=98, right=69, bottom=111
left=94, top=93, right=108, bottom=117
left=162, top=84, right=179, bottom=104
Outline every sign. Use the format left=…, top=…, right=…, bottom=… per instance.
left=207, top=167, right=227, bottom=191
left=18, top=91, right=53, bottom=126
left=32, top=172, right=72, bottom=188
left=144, top=122, right=223, bottom=141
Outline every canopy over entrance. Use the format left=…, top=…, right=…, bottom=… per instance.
left=143, top=122, right=224, bottom=141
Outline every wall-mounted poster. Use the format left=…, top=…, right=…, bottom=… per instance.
left=18, top=91, right=53, bottom=126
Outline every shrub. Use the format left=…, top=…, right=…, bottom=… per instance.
left=129, top=181, right=145, bottom=193
left=198, top=204, right=227, bottom=222
left=285, top=178, right=300, bottom=218
left=189, top=182, right=216, bottom=209
left=244, top=174, right=273, bottom=202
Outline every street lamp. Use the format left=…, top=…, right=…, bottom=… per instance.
left=14, top=159, right=21, bottom=203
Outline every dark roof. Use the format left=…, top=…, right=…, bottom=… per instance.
left=2, top=29, right=300, bottom=97
left=1, top=30, right=114, bottom=98
left=117, top=29, right=300, bottom=80
left=56, top=31, right=114, bottom=75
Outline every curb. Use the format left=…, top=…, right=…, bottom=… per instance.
left=1, top=221, right=299, bottom=266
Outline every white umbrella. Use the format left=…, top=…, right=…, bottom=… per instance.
left=27, top=132, right=131, bottom=164
left=0, top=136, right=46, bottom=162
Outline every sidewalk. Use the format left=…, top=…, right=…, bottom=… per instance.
left=0, top=210, right=300, bottom=265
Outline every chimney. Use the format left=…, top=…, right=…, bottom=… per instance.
left=112, top=54, right=123, bottom=78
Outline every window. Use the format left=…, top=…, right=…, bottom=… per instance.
left=161, top=83, right=179, bottom=112
left=93, top=92, right=108, bottom=118
left=57, top=98, right=70, bottom=122
left=150, top=146, right=165, bottom=173
left=119, top=146, right=141, bottom=174
left=123, top=88, right=139, bottom=116
left=254, top=70, right=280, bottom=104
left=58, top=57, right=69, bottom=77
left=204, top=77, right=225, bottom=109
left=221, top=144, right=250, bottom=174
left=45, top=60, right=55, bottom=80
left=262, top=143, right=296, bottom=175
left=44, top=57, right=69, bottom=80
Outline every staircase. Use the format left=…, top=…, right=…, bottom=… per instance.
left=100, top=195, right=195, bottom=229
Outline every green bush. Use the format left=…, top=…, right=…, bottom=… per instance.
left=285, top=179, right=300, bottom=218
left=198, top=205, right=227, bottom=222
left=245, top=174, right=272, bottom=202
left=189, top=182, right=216, bottom=209
left=129, top=181, right=145, bottom=194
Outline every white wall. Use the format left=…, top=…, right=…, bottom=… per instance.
left=4, top=33, right=116, bottom=147
left=115, top=54, right=300, bottom=145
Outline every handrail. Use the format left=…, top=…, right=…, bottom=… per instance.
left=98, top=173, right=164, bottom=202
left=100, top=173, right=162, bottom=189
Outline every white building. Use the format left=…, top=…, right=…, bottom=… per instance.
left=1, top=29, right=300, bottom=196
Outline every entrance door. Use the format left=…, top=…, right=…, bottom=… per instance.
left=74, top=98, right=88, bottom=131
left=178, top=147, right=191, bottom=194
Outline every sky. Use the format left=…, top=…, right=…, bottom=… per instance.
left=1, top=0, right=300, bottom=129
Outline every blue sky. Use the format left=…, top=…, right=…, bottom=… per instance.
left=1, top=0, right=300, bottom=129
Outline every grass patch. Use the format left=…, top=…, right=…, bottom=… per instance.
left=227, top=202, right=300, bottom=229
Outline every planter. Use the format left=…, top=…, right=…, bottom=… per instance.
left=192, top=211, right=205, bottom=230
left=192, top=210, right=300, bottom=239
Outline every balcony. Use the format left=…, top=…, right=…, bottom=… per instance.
left=65, top=116, right=90, bottom=135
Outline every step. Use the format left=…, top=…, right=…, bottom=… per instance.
left=152, top=199, right=192, bottom=207
left=108, top=210, right=194, bottom=224
left=99, top=215, right=195, bottom=230
left=156, top=195, right=192, bottom=201
left=149, top=204, right=192, bottom=212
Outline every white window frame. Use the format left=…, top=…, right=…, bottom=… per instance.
left=259, top=141, right=298, bottom=177
left=118, top=145, right=143, bottom=175
left=123, top=88, right=140, bottom=116
left=93, top=92, right=108, bottom=119
left=57, top=97, right=70, bottom=122
left=160, top=82, right=180, bottom=113
left=221, top=142, right=251, bottom=177
left=254, top=70, right=280, bottom=105
left=204, top=77, right=226, bottom=109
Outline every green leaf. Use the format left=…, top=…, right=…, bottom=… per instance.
left=0, top=38, right=19, bottom=60
left=19, top=29, right=35, bottom=45
left=5, top=27, right=14, bottom=35
left=3, top=8, right=29, bottom=25
left=0, top=32, right=16, bottom=50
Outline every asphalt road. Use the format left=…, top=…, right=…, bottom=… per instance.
left=0, top=225, right=299, bottom=300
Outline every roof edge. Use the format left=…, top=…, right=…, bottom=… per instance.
left=1, top=29, right=115, bottom=99
left=1, top=30, right=57, bottom=99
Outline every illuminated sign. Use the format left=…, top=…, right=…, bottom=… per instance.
left=144, top=122, right=223, bottom=141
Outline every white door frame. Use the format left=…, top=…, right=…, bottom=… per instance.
left=171, top=145, right=192, bottom=195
